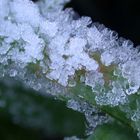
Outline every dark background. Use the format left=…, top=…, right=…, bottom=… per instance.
left=66, top=0, right=140, bottom=46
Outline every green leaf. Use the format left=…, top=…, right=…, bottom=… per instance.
left=87, top=122, right=138, bottom=140
left=0, top=81, right=86, bottom=138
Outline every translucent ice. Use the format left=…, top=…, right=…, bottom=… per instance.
left=67, top=100, right=110, bottom=135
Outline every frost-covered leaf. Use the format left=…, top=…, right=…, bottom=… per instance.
left=1, top=0, right=140, bottom=139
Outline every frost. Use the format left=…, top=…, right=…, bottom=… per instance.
left=9, top=69, right=18, bottom=77
left=40, top=20, right=58, bottom=37
left=0, top=0, right=140, bottom=105
left=67, top=100, right=110, bottom=135
left=121, top=60, right=140, bottom=95
left=37, top=0, right=70, bottom=15
left=0, top=0, right=9, bottom=19
left=47, top=37, right=99, bottom=86
left=101, top=51, right=115, bottom=66
left=85, top=71, right=104, bottom=90
left=10, top=0, right=43, bottom=27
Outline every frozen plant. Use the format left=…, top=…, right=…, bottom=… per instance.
left=1, top=0, right=140, bottom=139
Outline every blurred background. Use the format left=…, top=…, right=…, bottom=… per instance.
left=0, top=80, right=86, bottom=140
left=1, top=0, right=140, bottom=139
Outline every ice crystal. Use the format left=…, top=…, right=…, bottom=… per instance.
left=67, top=100, right=110, bottom=135
left=85, top=71, right=104, bottom=90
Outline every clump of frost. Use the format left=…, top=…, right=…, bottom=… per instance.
left=85, top=71, right=104, bottom=90
left=67, top=100, right=110, bottom=135
left=10, top=0, right=43, bottom=27
left=0, top=0, right=99, bottom=87
left=0, top=0, right=140, bottom=107
left=121, top=60, right=140, bottom=95
left=101, top=51, right=115, bottom=66
left=37, top=0, right=70, bottom=14
left=0, top=0, right=9, bottom=19
left=47, top=37, right=99, bottom=86
left=95, top=81, right=128, bottom=106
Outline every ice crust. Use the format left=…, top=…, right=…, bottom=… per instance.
left=1, top=0, right=140, bottom=138
left=0, top=0, right=140, bottom=105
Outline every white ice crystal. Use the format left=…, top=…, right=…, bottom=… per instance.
left=10, top=0, right=43, bottom=27
left=0, top=0, right=9, bottom=19
left=85, top=71, right=104, bottom=90
left=121, top=60, right=140, bottom=94
left=95, top=81, right=127, bottom=106
left=67, top=100, right=110, bottom=135
left=37, top=0, right=70, bottom=14
left=47, top=37, right=99, bottom=86
left=101, top=51, right=115, bottom=66
left=40, top=20, right=58, bottom=37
